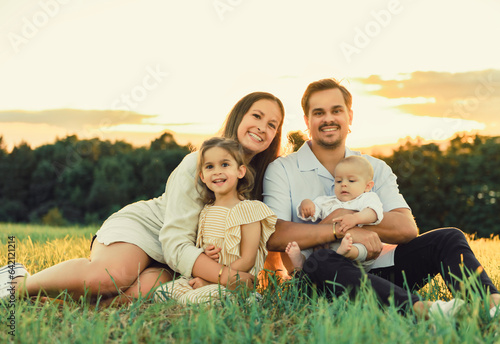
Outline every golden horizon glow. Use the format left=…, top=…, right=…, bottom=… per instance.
left=1, top=1, right=499, bottom=151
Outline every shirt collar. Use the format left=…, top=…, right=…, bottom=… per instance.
left=298, top=142, right=356, bottom=170
left=297, top=141, right=352, bottom=180
left=345, top=146, right=356, bottom=157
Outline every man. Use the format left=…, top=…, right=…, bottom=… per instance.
left=265, top=78, right=417, bottom=267
left=263, top=78, right=499, bottom=315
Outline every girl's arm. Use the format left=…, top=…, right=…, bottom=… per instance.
left=228, top=221, right=261, bottom=272
left=191, top=254, right=255, bottom=289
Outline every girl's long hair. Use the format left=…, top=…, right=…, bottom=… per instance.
left=196, top=137, right=255, bottom=204
left=219, top=92, right=285, bottom=200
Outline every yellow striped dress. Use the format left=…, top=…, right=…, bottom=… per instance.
left=155, top=200, right=276, bottom=304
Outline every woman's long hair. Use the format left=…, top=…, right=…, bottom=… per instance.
left=219, top=92, right=285, bottom=200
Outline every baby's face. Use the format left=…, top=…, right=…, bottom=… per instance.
left=334, top=164, right=372, bottom=202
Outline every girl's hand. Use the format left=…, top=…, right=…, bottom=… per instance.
left=204, top=245, right=222, bottom=262
left=189, top=277, right=212, bottom=289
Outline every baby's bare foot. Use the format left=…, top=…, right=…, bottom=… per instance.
left=285, top=241, right=304, bottom=270
left=337, top=232, right=353, bottom=256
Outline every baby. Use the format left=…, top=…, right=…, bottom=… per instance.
left=287, top=155, right=383, bottom=271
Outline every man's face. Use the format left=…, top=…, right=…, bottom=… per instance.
left=304, top=88, right=353, bottom=149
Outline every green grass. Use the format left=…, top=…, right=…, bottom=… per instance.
left=1, top=225, right=499, bottom=343
left=0, top=223, right=96, bottom=242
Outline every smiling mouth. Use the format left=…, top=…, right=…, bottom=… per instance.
left=320, top=125, right=340, bottom=133
left=213, top=178, right=226, bottom=185
left=320, top=123, right=340, bottom=132
left=322, top=127, right=338, bottom=132
left=248, top=132, right=263, bottom=142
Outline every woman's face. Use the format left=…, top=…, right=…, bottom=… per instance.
left=236, top=99, right=282, bottom=159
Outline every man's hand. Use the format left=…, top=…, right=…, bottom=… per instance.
left=189, top=277, right=212, bottom=289
left=299, top=199, right=316, bottom=218
left=346, top=227, right=383, bottom=260
left=204, top=245, right=221, bottom=262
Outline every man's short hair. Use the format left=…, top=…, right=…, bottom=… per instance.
left=301, top=78, right=353, bottom=116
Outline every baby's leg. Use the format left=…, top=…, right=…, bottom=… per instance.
left=285, top=242, right=304, bottom=270
left=336, top=233, right=359, bottom=260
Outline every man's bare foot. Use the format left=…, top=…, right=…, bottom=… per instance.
left=336, top=232, right=353, bottom=256
left=285, top=241, right=304, bottom=270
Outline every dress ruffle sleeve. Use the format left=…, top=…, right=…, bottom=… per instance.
left=195, top=205, right=210, bottom=249
left=224, top=200, right=277, bottom=275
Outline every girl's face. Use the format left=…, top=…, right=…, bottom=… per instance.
left=199, top=146, right=246, bottom=198
left=237, top=99, right=282, bottom=159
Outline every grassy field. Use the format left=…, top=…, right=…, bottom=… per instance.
left=1, top=223, right=499, bottom=343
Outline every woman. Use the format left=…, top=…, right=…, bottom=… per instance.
left=2, top=92, right=285, bottom=304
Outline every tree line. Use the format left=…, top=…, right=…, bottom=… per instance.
left=381, top=134, right=500, bottom=238
left=1, top=132, right=499, bottom=237
left=0, top=133, right=190, bottom=226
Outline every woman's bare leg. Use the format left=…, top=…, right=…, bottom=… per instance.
left=100, top=264, right=174, bottom=305
left=15, top=242, right=152, bottom=301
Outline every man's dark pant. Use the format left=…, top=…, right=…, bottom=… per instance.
left=302, top=227, right=499, bottom=308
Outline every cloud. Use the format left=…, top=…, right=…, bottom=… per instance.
left=356, top=69, right=500, bottom=124
left=0, top=108, right=201, bottom=132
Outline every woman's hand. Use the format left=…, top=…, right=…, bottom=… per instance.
left=189, top=277, right=212, bottom=289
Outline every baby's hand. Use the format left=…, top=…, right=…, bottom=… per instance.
left=204, top=245, right=221, bottom=262
left=300, top=199, right=316, bottom=218
left=332, top=214, right=358, bottom=233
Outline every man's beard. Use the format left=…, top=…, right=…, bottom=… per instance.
left=316, top=136, right=343, bottom=149
left=315, top=122, right=343, bottom=149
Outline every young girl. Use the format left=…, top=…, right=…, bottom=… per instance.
left=155, top=137, right=277, bottom=304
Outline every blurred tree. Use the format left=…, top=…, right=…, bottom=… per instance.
left=0, top=133, right=193, bottom=225
left=150, top=132, right=179, bottom=151
left=287, top=130, right=307, bottom=152
left=380, top=134, right=500, bottom=237
left=55, top=159, right=95, bottom=223
left=30, top=159, right=57, bottom=211
left=0, top=136, right=7, bottom=200
left=1, top=142, right=35, bottom=221
left=86, top=155, right=135, bottom=220
left=384, top=142, right=446, bottom=231
left=41, top=207, right=66, bottom=227
left=0, top=136, right=6, bottom=157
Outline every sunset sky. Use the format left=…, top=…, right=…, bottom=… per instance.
left=0, top=0, right=499, bottom=151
